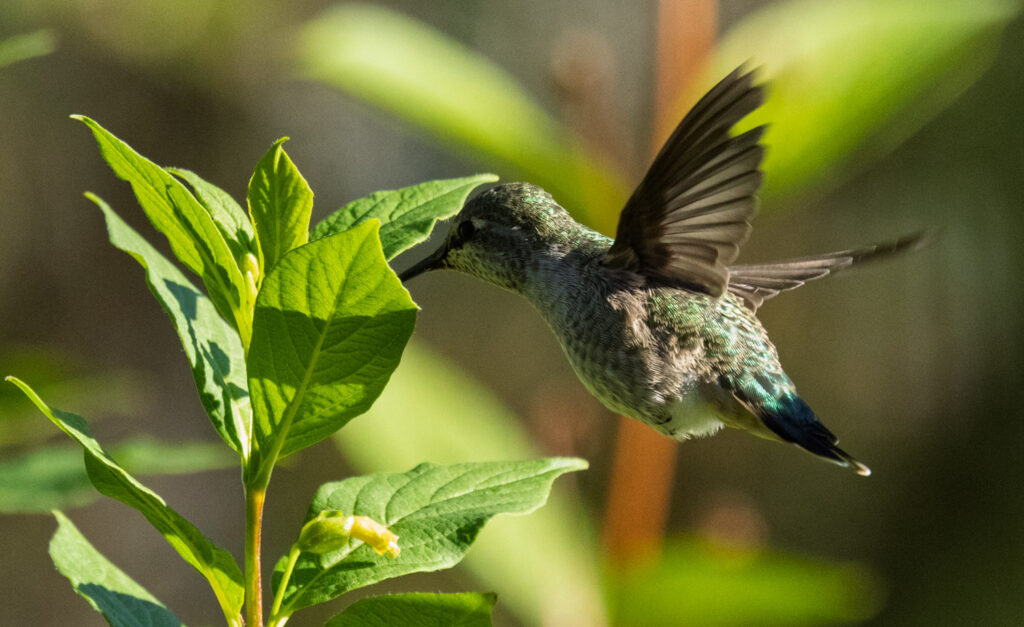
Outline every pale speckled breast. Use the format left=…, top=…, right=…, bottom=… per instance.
left=527, top=259, right=790, bottom=439
left=522, top=260, right=697, bottom=430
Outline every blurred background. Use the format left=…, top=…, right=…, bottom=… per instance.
left=1, top=1, right=1022, bottom=625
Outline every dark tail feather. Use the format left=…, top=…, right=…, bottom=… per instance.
left=728, top=230, right=935, bottom=310
left=759, top=394, right=871, bottom=476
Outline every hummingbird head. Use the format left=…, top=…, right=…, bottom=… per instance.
left=399, top=182, right=580, bottom=291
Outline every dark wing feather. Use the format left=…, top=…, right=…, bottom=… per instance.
left=604, top=66, right=765, bottom=297
left=728, top=231, right=931, bottom=309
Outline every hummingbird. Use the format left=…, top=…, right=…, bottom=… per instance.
left=400, top=67, right=924, bottom=475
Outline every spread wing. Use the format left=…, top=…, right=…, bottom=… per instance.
left=603, top=66, right=765, bottom=297
left=728, top=232, right=930, bottom=310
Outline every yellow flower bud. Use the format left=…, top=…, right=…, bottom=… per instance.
left=243, top=252, right=260, bottom=304
left=295, top=510, right=400, bottom=558
left=345, top=515, right=401, bottom=558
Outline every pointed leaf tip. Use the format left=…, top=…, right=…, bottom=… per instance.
left=247, top=135, right=314, bottom=272
left=311, top=174, right=499, bottom=260
left=76, top=116, right=249, bottom=338
left=50, top=512, right=184, bottom=626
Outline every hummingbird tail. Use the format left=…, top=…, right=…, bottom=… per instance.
left=758, top=394, right=872, bottom=476
left=728, top=230, right=933, bottom=310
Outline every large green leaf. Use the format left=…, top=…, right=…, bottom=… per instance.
left=708, top=0, right=1019, bottom=204
left=170, top=167, right=256, bottom=265
left=335, top=341, right=608, bottom=626
left=311, top=174, right=498, bottom=260
left=295, top=3, right=628, bottom=229
left=608, top=538, right=882, bottom=626
left=91, top=194, right=251, bottom=457
left=0, top=438, right=235, bottom=513
left=247, top=138, right=314, bottom=272
left=273, top=457, right=587, bottom=616
left=74, top=116, right=249, bottom=337
left=49, top=511, right=184, bottom=627
left=325, top=592, right=496, bottom=627
left=6, top=378, right=244, bottom=625
left=247, top=220, right=416, bottom=473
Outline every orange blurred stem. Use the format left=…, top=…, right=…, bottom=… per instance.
left=603, top=418, right=679, bottom=561
left=601, top=0, right=717, bottom=565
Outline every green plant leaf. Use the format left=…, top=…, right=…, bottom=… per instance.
left=295, top=3, right=628, bottom=229
left=0, top=30, right=56, bottom=69
left=170, top=168, right=256, bottom=263
left=607, top=537, right=883, bottom=626
left=90, top=194, right=251, bottom=457
left=273, top=457, right=587, bottom=616
left=0, top=438, right=235, bottom=514
left=311, top=174, right=498, bottom=260
left=73, top=116, right=249, bottom=338
left=334, top=341, right=607, bottom=626
left=6, top=377, right=244, bottom=625
left=247, top=137, right=314, bottom=272
left=247, top=220, right=416, bottom=473
left=49, top=511, right=184, bottom=627
left=325, top=592, right=497, bottom=627
left=708, top=0, right=1020, bottom=204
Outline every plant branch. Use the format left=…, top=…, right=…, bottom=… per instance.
left=245, top=484, right=267, bottom=627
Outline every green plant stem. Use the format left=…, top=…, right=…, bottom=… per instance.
left=268, top=546, right=301, bottom=624
left=245, top=485, right=267, bottom=627
left=267, top=614, right=290, bottom=627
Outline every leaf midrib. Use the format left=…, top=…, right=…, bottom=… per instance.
left=264, top=228, right=380, bottom=462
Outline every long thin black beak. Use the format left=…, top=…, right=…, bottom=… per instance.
left=398, top=245, right=448, bottom=282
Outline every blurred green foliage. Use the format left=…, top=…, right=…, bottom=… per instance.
left=607, top=538, right=882, bottom=626
left=0, top=437, right=235, bottom=513
left=297, top=3, right=629, bottom=229
left=0, top=30, right=55, bottom=70
left=0, top=348, right=145, bottom=447
left=712, top=0, right=1020, bottom=204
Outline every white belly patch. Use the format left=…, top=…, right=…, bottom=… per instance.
left=663, top=392, right=727, bottom=440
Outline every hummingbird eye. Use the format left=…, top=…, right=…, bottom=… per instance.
left=456, top=220, right=476, bottom=241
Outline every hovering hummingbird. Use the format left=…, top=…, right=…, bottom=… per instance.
left=401, top=67, right=924, bottom=475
